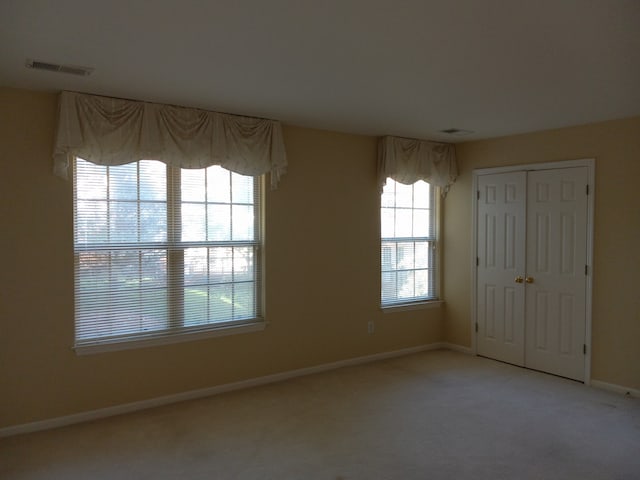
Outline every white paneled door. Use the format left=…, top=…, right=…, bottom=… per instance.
left=476, top=166, right=589, bottom=381
left=525, top=168, right=588, bottom=380
left=477, top=172, right=527, bottom=366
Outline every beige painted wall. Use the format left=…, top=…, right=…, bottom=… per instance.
left=443, top=117, right=640, bottom=390
left=2, top=86, right=637, bottom=429
left=0, top=88, right=443, bottom=428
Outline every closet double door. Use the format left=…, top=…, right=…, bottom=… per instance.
left=476, top=166, right=589, bottom=381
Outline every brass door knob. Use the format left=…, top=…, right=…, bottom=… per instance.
left=515, top=276, right=524, bottom=283
left=525, top=276, right=534, bottom=284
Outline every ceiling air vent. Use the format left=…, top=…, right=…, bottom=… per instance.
left=440, top=128, right=474, bottom=136
left=26, top=59, right=93, bottom=76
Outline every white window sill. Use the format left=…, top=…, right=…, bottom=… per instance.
left=73, top=320, right=266, bottom=355
left=381, top=300, right=444, bottom=313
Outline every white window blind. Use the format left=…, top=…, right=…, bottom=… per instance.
left=381, top=178, right=437, bottom=306
left=73, top=158, right=262, bottom=351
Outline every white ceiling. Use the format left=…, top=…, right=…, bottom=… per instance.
left=1, top=0, right=639, bottom=142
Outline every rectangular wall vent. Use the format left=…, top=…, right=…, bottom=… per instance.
left=26, top=59, right=93, bottom=76
left=440, top=128, right=474, bottom=136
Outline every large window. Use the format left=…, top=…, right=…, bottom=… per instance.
left=73, top=158, right=262, bottom=352
left=381, top=178, right=437, bottom=306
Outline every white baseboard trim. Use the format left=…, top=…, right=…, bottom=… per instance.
left=590, top=380, right=640, bottom=399
left=441, top=342, right=473, bottom=354
left=0, top=342, right=445, bottom=438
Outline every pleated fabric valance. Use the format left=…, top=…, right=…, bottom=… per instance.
left=54, top=91, right=287, bottom=188
left=378, top=135, right=457, bottom=194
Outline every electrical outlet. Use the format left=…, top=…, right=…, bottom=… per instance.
left=367, top=321, right=375, bottom=334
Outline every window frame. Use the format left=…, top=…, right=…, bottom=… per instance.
left=380, top=178, right=441, bottom=310
left=72, top=159, right=266, bottom=355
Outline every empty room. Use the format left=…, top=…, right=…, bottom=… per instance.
left=1, top=1, right=639, bottom=479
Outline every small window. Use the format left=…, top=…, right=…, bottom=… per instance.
left=73, top=159, right=262, bottom=352
left=381, top=178, right=438, bottom=306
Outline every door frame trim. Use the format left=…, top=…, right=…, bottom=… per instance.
left=471, top=158, right=595, bottom=384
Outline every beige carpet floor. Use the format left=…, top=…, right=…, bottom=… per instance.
left=1, top=350, right=639, bottom=479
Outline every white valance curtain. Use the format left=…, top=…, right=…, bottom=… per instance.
left=378, top=135, right=457, bottom=194
left=54, top=91, right=287, bottom=188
